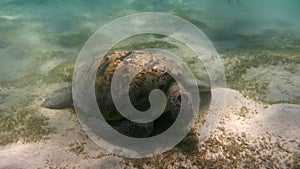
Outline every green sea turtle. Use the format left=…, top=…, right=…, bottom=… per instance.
left=42, top=50, right=211, bottom=138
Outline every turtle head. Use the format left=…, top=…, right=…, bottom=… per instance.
left=166, top=82, right=192, bottom=120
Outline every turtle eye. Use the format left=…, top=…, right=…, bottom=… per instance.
left=176, top=94, right=181, bottom=103
left=175, top=92, right=189, bottom=102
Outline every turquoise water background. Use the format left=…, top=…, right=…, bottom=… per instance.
left=0, top=0, right=299, bottom=81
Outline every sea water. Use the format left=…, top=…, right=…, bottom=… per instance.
left=0, top=0, right=299, bottom=81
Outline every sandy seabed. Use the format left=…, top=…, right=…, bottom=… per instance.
left=0, top=88, right=299, bottom=169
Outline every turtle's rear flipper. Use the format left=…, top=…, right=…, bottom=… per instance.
left=41, top=87, right=73, bottom=109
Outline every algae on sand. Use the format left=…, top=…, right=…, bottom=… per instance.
left=0, top=107, right=52, bottom=146
left=48, top=60, right=75, bottom=82
left=112, top=40, right=177, bottom=51
left=45, top=29, right=92, bottom=49
left=223, top=30, right=300, bottom=104
left=0, top=49, right=75, bottom=145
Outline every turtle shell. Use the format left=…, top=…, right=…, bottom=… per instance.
left=95, top=50, right=184, bottom=121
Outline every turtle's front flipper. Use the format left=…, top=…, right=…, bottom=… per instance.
left=41, top=87, right=73, bottom=109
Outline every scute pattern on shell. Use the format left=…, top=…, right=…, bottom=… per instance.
left=95, top=50, right=183, bottom=121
